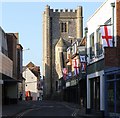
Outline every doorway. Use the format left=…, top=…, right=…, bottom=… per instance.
left=90, top=77, right=100, bottom=111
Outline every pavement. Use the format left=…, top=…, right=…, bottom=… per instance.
left=2, top=101, right=32, bottom=117
left=2, top=100, right=103, bottom=118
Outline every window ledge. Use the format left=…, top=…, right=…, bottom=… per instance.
left=88, top=54, right=104, bottom=65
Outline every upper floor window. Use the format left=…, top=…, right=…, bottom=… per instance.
left=67, top=48, right=71, bottom=59
left=0, top=31, right=8, bottom=56
left=61, top=22, right=67, bottom=32
left=96, top=28, right=103, bottom=56
left=72, top=43, right=77, bottom=55
left=90, top=33, right=95, bottom=59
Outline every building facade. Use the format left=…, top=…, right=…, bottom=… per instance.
left=0, top=27, right=20, bottom=104
left=0, top=27, right=23, bottom=105
left=86, top=0, right=120, bottom=117
left=42, top=5, right=83, bottom=99
left=62, top=37, right=86, bottom=105
left=22, top=62, right=41, bottom=101
left=6, top=33, right=19, bottom=104
left=16, top=44, right=25, bottom=100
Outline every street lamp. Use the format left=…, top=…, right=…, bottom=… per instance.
left=22, top=48, right=30, bottom=51
left=22, top=48, right=30, bottom=100
left=22, top=48, right=30, bottom=66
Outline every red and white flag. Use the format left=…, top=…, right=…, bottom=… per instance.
left=73, top=59, right=79, bottom=75
left=101, top=25, right=113, bottom=47
left=62, top=68, right=68, bottom=80
left=81, top=63, right=86, bottom=72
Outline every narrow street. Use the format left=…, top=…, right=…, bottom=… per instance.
left=15, top=101, right=75, bottom=117
left=2, top=100, right=85, bottom=118
left=1, top=1, right=120, bottom=118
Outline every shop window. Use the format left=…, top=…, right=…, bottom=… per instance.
left=106, top=73, right=120, bottom=114
left=107, top=82, right=114, bottom=112
left=116, top=80, right=120, bottom=113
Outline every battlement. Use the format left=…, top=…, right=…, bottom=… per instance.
left=47, top=5, right=82, bottom=13
left=51, top=9, right=77, bottom=13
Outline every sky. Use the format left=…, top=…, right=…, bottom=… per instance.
left=1, top=0, right=104, bottom=75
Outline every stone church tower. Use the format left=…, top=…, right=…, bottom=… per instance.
left=42, top=5, right=83, bottom=99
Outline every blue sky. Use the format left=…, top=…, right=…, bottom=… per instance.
left=1, top=1, right=103, bottom=74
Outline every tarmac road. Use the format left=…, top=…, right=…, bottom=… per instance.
left=13, top=100, right=80, bottom=118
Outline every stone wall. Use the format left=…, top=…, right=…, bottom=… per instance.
left=43, top=5, right=83, bottom=98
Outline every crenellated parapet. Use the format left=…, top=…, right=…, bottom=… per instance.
left=45, top=5, right=82, bottom=13
left=52, top=8, right=77, bottom=13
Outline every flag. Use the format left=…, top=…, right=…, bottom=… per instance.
left=73, top=59, right=79, bottom=75
left=62, top=68, right=68, bottom=80
left=101, top=25, right=113, bottom=47
left=68, top=54, right=72, bottom=65
left=81, top=63, right=86, bottom=72
left=80, top=56, right=86, bottom=62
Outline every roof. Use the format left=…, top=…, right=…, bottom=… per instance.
left=78, top=37, right=86, bottom=46
left=56, top=37, right=67, bottom=47
left=24, top=62, right=40, bottom=78
left=26, top=62, right=35, bottom=68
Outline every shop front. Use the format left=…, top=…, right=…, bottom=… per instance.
left=105, top=68, right=120, bottom=117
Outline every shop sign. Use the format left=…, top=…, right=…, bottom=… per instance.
left=66, top=82, right=70, bottom=87
left=70, top=80, right=77, bottom=86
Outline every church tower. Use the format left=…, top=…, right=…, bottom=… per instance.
left=42, top=5, right=83, bottom=99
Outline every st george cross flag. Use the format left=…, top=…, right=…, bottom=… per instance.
left=62, top=68, right=68, bottom=80
left=73, top=59, right=79, bottom=75
left=101, top=25, right=113, bottom=47
left=81, top=63, right=86, bottom=72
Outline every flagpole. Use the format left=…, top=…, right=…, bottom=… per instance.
left=99, top=24, right=113, bottom=27
left=111, top=2, right=115, bottom=47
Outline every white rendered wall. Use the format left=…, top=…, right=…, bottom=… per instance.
left=23, top=68, right=38, bottom=100
left=86, top=0, right=116, bottom=111
left=87, top=0, right=116, bottom=63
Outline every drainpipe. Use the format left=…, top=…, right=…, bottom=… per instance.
left=111, top=2, right=115, bottom=47
left=85, top=27, right=88, bottom=114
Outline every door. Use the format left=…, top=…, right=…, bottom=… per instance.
left=90, top=77, right=100, bottom=111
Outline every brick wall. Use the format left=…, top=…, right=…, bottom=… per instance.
left=116, top=1, right=120, bottom=66
left=104, top=47, right=118, bottom=67
left=104, top=1, right=120, bottom=67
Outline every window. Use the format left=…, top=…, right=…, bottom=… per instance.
left=72, top=43, right=77, bottom=55
left=96, top=28, right=103, bottom=56
left=1, top=32, right=8, bottom=56
left=56, top=81, right=58, bottom=91
left=90, top=33, right=95, bottom=59
left=61, top=22, right=67, bottom=32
